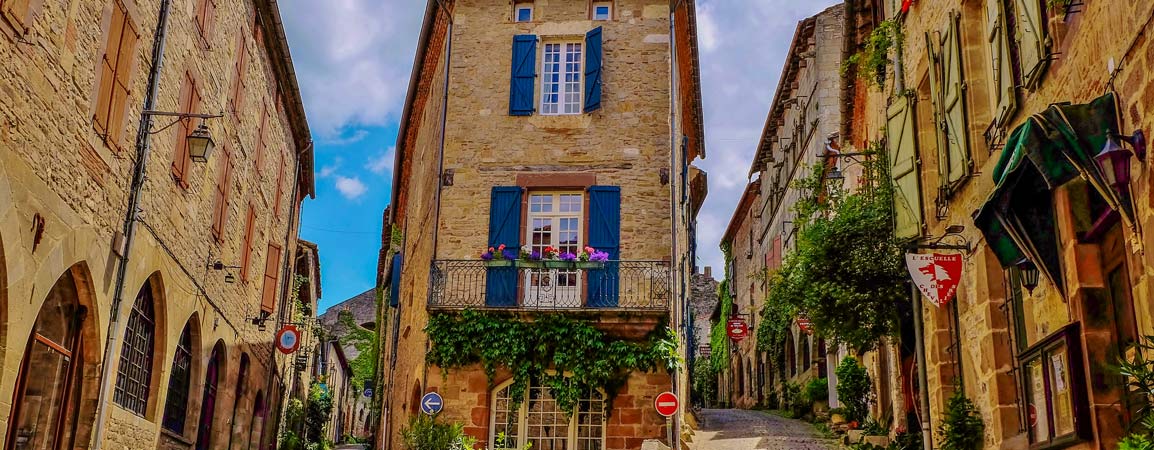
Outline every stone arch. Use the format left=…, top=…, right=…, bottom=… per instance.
left=408, top=380, right=422, bottom=416
left=802, top=334, right=812, bottom=372
left=248, top=390, right=267, bottom=450
left=113, top=271, right=168, bottom=419
left=734, top=356, right=744, bottom=400
left=195, top=340, right=227, bottom=450
left=784, top=331, right=796, bottom=378
left=5, top=263, right=102, bottom=450
left=159, top=313, right=201, bottom=438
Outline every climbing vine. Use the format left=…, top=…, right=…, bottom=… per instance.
left=759, top=144, right=907, bottom=351
left=425, top=310, right=680, bottom=415
left=842, top=20, right=903, bottom=89
left=336, top=310, right=378, bottom=393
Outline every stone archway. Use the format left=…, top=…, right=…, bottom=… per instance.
left=5, top=263, right=101, bottom=450
left=159, top=313, right=201, bottom=443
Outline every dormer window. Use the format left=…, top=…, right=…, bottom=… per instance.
left=593, top=2, right=612, bottom=20
left=515, top=4, right=533, bottom=22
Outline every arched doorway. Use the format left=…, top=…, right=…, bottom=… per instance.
left=195, top=341, right=225, bottom=450
left=6, top=266, right=91, bottom=450
left=161, top=318, right=198, bottom=437
left=247, top=390, right=266, bottom=450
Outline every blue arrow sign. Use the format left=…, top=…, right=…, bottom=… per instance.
left=363, top=388, right=373, bottom=398
left=420, top=392, right=443, bottom=415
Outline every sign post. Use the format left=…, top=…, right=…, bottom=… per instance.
left=655, top=392, right=678, bottom=446
left=420, top=392, right=443, bottom=416
left=904, top=253, right=963, bottom=307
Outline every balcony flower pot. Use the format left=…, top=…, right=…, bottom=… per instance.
left=544, top=260, right=574, bottom=269
left=575, top=261, right=605, bottom=270
left=484, top=260, right=513, bottom=268
left=516, top=260, right=544, bottom=269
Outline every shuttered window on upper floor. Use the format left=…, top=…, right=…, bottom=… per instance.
left=985, top=0, right=1017, bottom=133
left=926, top=12, right=971, bottom=203
left=508, top=28, right=603, bottom=116
left=194, top=0, right=216, bottom=47
left=171, top=73, right=201, bottom=189
left=230, top=32, right=249, bottom=119
left=887, top=94, right=923, bottom=241
left=0, top=0, right=32, bottom=34
left=93, top=0, right=138, bottom=152
left=241, top=204, right=256, bottom=281
left=211, top=145, right=233, bottom=242
left=1012, top=0, right=1050, bottom=90
left=261, top=242, right=282, bottom=313
left=255, top=102, right=269, bottom=171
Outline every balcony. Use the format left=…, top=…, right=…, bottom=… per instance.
left=428, top=260, right=671, bottom=311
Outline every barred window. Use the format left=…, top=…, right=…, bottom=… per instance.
left=114, top=280, right=156, bottom=416
left=162, top=322, right=194, bottom=433
left=490, top=377, right=604, bottom=450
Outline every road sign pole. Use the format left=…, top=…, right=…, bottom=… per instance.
left=666, top=417, right=673, bottom=447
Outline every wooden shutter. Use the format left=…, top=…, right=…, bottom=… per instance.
left=274, top=154, right=285, bottom=217
left=256, top=102, right=269, bottom=170
left=509, top=35, right=537, bottom=116
left=108, top=17, right=138, bottom=148
left=230, top=33, right=248, bottom=117
left=2, top=0, right=32, bottom=34
left=588, top=186, right=621, bottom=307
left=261, top=243, right=282, bottom=313
left=1014, top=0, right=1049, bottom=89
left=485, top=187, right=522, bottom=306
left=211, top=147, right=232, bottom=241
left=887, top=95, right=923, bottom=240
left=986, top=0, right=1017, bottom=128
left=240, top=205, right=256, bottom=281
left=583, top=27, right=603, bottom=113
left=171, top=74, right=197, bottom=186
left=940, top=13, right=971, bottom=190
left=94, top=5, right=127, bottom=139
left=388, top=253, right=402, bottom=307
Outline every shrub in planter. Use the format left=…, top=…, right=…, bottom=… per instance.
left=937, top=390, right=984, bottom=450
left=806, top=377, right=829, bottom=402
left=400, top=415, right=476, bottom=450
left=835, top=357, right=872, bottom=423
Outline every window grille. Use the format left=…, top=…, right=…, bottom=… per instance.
left=114, top=281, right=156, bottom=416
left=162, top=323, right=194, bottom=433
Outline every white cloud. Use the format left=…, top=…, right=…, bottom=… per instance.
left=693, top=0, right=842, bottom=277
left=281, top=0, right=425, bottom=138
left=322, top=129, right=370, bottom=146
left=365, top=146, right=395, bottom=174
left=334, top=176, right=368, bottom=200
left=317, top=157, right=343, bottom=178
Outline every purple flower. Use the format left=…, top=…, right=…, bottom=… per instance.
left=481, top=251, right=494, bottom=261
left=560, top=252, right=577, bottom=261
left=530, top=251, right=542, bottom=261
left=590, top=251, right=610, bottom=262
left=502, top=249, right=519, bottom=260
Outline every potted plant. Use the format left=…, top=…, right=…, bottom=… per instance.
left=574, top=246, right=610, bottom=269
left=542, top=247, right=572, bottom=269
left=516, top=249, right=544, bottom=269
left=481, top=244, right=516, bottom=267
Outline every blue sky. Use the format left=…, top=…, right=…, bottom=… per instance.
left=280, top=0, right=841, bottom=312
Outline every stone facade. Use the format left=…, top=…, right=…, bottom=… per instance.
left=881, top=0, right=1154, bottom=448
left=318, top=288, right=377, bottom=439
left=379, top=0, right=706, bottom=448
left=688, top=267, right=718, bottom=359
left=0, top=0, right=314, bottom=448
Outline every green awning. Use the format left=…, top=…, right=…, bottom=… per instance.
left=974, top=92, right=1131, bottom=288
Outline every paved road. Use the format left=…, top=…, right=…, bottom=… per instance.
left=689, top=409, right=837, bottom=450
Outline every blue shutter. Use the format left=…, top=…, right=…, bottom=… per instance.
left=587, top=186, right=620, bottom=307
left=485, top=187, right=522, bottom=306
left=510, top=35, right=537, bottom=116
left=388, top=253, right=402, bottom=307
left=583, top=27, right=603, bottom=113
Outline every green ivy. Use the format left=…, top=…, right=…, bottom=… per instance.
left=336, top=310, right=378, bottom=393
left=937, top=389, right=984, bottom=450
left=842, top=20, right=903, bottom=89
left=425, top=310, right=680, bottom=415
left=305, top=382, right=334, bottom=445
left=761, top=145, right=907, bottom=351
left=710, top=278, right=734, bottom=373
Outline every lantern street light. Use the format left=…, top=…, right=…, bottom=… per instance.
left=187, top=122, right=215, bottom=162
left=1016, top=258, right=1040, bottom=293
left=1095, top=130, right=1146, bottom=193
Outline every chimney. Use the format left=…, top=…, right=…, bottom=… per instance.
left=704, top=266, right=712, bottom=278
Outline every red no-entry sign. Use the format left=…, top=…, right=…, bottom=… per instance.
left=655, top=391, right=679, bottom=417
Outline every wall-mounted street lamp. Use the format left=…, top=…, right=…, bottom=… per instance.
left=1016, top=258, right=1041, bottom=293
left=208, top=260, right=241, bottom=284
left=1095, top=129, right=1146, bottom=194
left=143, top=110, right=224, bottom=163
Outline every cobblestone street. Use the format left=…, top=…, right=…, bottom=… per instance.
left=689, top=409, right=837, bottom=450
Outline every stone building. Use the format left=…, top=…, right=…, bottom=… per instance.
left=867, top=0, right=1154, bottom=448
left=316, top=340, right=352, bottom=444
left=0, top=0, right=315, bottom=449
left=318, top=288, right=377, bottom=440
left=687, top=266, right=717, bottom=360
left=376, top=0, right=707, bottom=448
left=722, top=4, right=846, bottom=410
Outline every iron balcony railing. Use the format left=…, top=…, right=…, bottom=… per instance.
left=429, top=260, right=671, bottom=310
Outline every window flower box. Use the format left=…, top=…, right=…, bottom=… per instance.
left=575, top=261, right=605, bottom=270
left=516, top=260, right=544, bottom=269
left=484, top=260, right=513, bottom=268
left=544, top=260, right=574, bottom=269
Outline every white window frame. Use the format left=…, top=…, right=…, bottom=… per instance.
left=524, top=192, right=584, bottom=307
left=489, top=377, right=606, bottom=450
left=514, top=4, right=533, bottom=22
left=539, top=41, right=584, bottom=115
left=592, top=2, right=612, bottom=20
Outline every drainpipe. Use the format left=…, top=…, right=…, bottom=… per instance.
left=667, top=4, right=682, bottom=448
left=911, top=284, right=933, bottom=450
left=90, top=1, right=172, bottom=448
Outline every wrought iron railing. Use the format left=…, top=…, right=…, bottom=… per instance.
left=429, top=260, right=671, bottom=310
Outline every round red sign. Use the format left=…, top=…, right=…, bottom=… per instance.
left=654, top=391, right=679, bottom=417
left=275, top=325, right=301, bottom=354
left=727, top=318, right=748, bottom=342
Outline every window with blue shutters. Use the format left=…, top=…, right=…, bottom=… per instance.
left=583, top=27, right=603, bottom=113
left=486, top=187, right=522, bottom=306
left=509, top=35, right=537, bottom=116
left=587, top=186, right=620, bottom=307
left=388, top=253, right=402, bottom=307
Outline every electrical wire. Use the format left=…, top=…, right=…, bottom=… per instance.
left=1106, top=2, right=1154, bottom=90
left=137, top=218, right=240, bottom=334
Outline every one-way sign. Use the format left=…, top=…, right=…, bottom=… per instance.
left=420, top=391, right=443, bottom=415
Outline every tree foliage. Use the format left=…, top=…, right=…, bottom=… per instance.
left=937, top=389, right=984, bottom=450
left=425, top=310, right=680, bottom=415
left=835, top=356, right=872, bottom=423
left=762, top=146, right=908, bottom=351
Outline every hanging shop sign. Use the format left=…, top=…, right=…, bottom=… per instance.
left=275, top=325, right=301, bottom=354
left=905, top=253, right=963, bottom=307
left=797, top=315, right=813, bottom=335
left=902, top=0, right=914, bottom=13
left=727, top=317, right=749, bottom=342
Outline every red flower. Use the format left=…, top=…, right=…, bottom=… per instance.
left=488, top=247, right=495, bottom=252
left=498, top=244, right=506, bottom=251
left=848, top=421, right=859, bottom=430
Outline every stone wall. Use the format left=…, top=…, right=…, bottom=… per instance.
left=0, top=0, right=312, bottom=448
left=689, top=268, right=718, bottom=358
